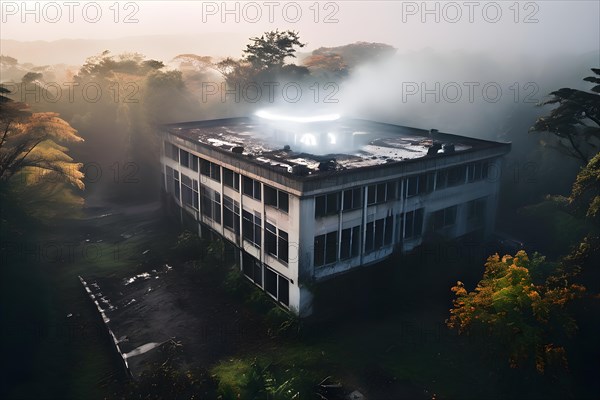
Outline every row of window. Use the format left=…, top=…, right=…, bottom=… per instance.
left=314, top=201, right=488, bottom=267
left=166, top=141, right=290, bottom=213
left=167, top=166, right=290, bottom=265
left=242, top=253, right=289, bottom=306
left=313, top=214, right=398, bottom=267
left=181, top=174, right=199, bottom=210
left=201, top=186, right=221, bottom=224
left=265, top=222, right=289, bottom=263
left=315, top=182, right=397, bottom=217
left=240, top=213, right=289, bottom=263
left=314, top=160, right=492, bottom=218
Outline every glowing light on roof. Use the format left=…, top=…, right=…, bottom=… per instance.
left=327, top=133, right=337, bottom=145
left=255, top=110, right=341, bottom=123
left=300, top=133, right=317, bottom=146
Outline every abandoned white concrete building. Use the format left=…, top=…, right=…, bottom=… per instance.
left=160, top=115, right=511, bottom=316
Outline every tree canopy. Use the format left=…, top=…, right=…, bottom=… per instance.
left=1, top=87, right=84, bottom=190
left=530, top=68, right=600, bottom=165
left=447, top=250, right=585, bottom=374
left=243, top=30, right=306, bottom=70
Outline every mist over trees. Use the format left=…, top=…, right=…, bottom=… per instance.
left=0, top=30, right=597, bottom=220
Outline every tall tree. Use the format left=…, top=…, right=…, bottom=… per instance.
left=530, top=68, right=600, bottom=165
left=243, top=30, right=306, bottom=70
left=216, top=30, right=309, bottom=86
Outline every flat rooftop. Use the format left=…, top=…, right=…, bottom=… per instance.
left=164, top=117, right=510, bottom=176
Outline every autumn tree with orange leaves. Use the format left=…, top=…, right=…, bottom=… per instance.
left=447, top=250, right=585, bottom=374
left=1, top=85, right=85, bottom=217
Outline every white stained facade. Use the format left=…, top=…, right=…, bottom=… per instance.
left=160, top=118, right=511, bottom=317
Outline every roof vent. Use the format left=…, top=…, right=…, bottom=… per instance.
left=427, top=142, right=442, bottom=155
left=318, top=159, right=336, bottom=172
left=440, top=143, right=455, bottom=153
left=291, top=164, right=309, bottom=175
left=231, top=146, right=244, bottom=154
left=429, top=129, right=439, bottom=135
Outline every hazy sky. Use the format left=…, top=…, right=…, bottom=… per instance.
left=2, top=0, right=599, bottom=56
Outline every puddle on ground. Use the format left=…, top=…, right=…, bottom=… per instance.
left=123, top=342, right=161, bottom=359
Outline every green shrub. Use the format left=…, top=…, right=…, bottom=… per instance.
left=266, top=307, right=302, bottom=338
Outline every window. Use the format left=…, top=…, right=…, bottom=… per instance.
left=367, top=182, right=396, bottom=205
left=265, top=222, right=288, bottom=263
left=342, top=187, right=362, bottom=211
left=467, top=160, right=490, bottom=182
left=406, top=173, right=434, bottom=197
left=401, top=208, right=424, bottom=239
left=278, top=276, right=289, bottom=306
left=165, top=141, right=179, bottom=162
left=365, top=216, right=393, bottom=253
left=242, top=210, right=261, bottom=247
left=223, top=195, right=240, bottom=234
left=242, top=252, right=262, bottom=286
left=264, top=267, right=277, bottom=298
left=314, top=231, right=338, bottom=267
left=200, top=186, right=221, bottom=223
left=468, top=198, right=486, bottom=222
left=173, top=169, right=180, bottom=200
left=179, top=149, right=198, bottom=171
left=242, top=176, right=261, bottom=200
left=165, top=166, right=174, bottom=194
left=223, top=167, right=240, bottom=191
left=365, top=222, right=374, bottom=253
left=180, top=149, right=189, bottom=168
left=436, top=166, right=466, bottom=190
left=340, top=225, right=361, bottom=260
left=436, top=169, right=448, bottom=190
left=181, top=174, right=199, bottom=210
left=264, top=185, right=289, bottom=213
left=315, top=192, right=340, bottom=217
left=447, top=165, right=466, bottom=187
left=200, top=159, right=221, bottom=182
left=384, top=215, right=393, bottom=245
left=433, top=205, right=457, bottom=230
left=262, top=266, right=290, bottom=306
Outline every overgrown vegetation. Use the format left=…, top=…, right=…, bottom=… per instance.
left=448, top=250, right=585, bottom=374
